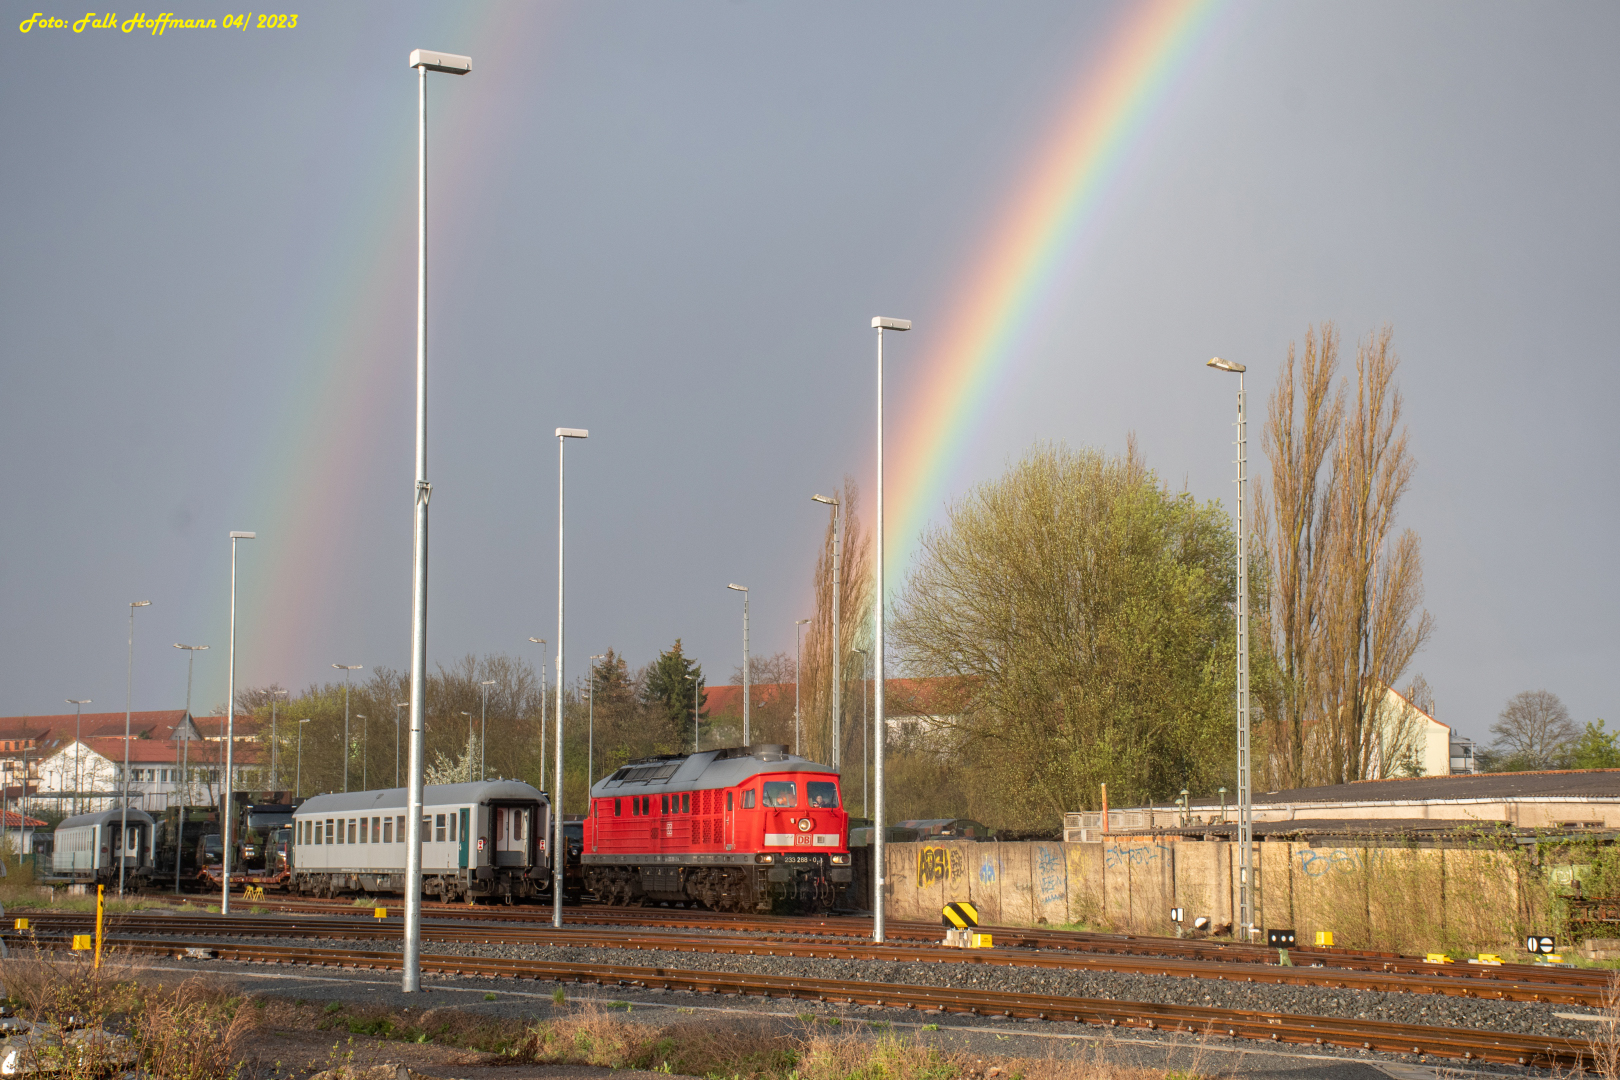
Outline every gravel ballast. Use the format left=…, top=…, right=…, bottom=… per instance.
left=114, top=928, right=1603, bottom=1042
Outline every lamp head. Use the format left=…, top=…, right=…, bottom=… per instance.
left=529, top=637, right=547, bottom=645
left=229, top=531, right=256, bottom=540
left=131, top=601, right=152, bottom=608
left=409, top=49, right=471, bottom=74
left=727, top=583, right=748, bottom=593
left=481, top=680, right=496, bottom=686
left=66, top=699, right=91, bottom=705
left=556, top=427, right=588, bottom=439
left=796, top=619, right=811, bottom=625
left=332, top=664, right=364, bottom=671
left=591, top=654, right=607, bottom=661
left=811, top=494, right=839, bottom=506
left=298, top=718, right=312, bottom=725
left=396, top=702, right=410, bottom=708
left=1206, top=357, right=1246, bottom=373
left=174, top=643, right=209, bottom=651
left=871, top=317, right=912, bottom=331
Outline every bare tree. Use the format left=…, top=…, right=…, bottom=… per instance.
left=1491, top=690, right=1577, bottom=769
left=799, top=478, right=874, bottom=770
left=1254, top=323, right=1342, bottom=789
left=1320, top=327, right=1434, bottom=784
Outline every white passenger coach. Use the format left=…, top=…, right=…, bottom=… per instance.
left=291, top=780, right=550, bottom=902
left=48, top=808, right=156, bottom=887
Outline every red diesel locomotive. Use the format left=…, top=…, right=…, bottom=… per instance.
left=582, top=743, right=851, bottom=912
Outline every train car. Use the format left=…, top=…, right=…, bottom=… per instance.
left=47, top=808, right=156, bottom=888
left=582, top=743, right=850, bottom=912
left=291, top=780, right=551, bottom=902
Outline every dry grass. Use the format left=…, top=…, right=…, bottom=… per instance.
left=260, top=998, right=1209, bottom=1080
left=0, top=948, right=253, bottom=1080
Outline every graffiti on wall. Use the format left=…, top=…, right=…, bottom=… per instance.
left=1036, top=844, right=1065, bottom=907
left=1297, top=848, right=1381, bottom=877
left=917, top=845, right=965, bottom=888
left=979, top=855, right=1003, bottom=884
left=1105, top=843, right=1171, bottom=870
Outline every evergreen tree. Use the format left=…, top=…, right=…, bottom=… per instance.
left=642, top=639, right=707, bottom=745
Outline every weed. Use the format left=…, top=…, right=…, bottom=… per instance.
left=484, top=993, right=497, bottom=1002
left=552, top=987, right=567, bottom=1006
left=606, top=1000, right=633, bottom=1011
left=922, top=1024, right=940, bottom=1031
left=324, top=1002, right=344, bottom=1014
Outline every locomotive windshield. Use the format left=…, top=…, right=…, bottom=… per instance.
left=806, top=782, right=838, bottom=808
left=763, top=782, right=797, bottom=807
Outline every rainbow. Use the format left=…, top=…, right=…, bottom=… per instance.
left=234, top=8, right=551, bottom=681
left=886, top=0, right=1223, bottom=584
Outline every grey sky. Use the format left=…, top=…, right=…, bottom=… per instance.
left=2, top=2, right=1615, bottom=751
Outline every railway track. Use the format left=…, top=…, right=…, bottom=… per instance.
left=114, top=895, right=1613, bottom=998
left=10, top=910, right=1609, bottom=1007
left=12, top=933, right=1590, bottom=1069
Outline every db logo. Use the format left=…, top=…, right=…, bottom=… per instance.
left=477, top=838, right=487, bottom=850
left=796, top=834, right=812, bottom=846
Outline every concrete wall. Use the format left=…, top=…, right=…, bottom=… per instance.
left=884, top=838, right=1543, bottom=954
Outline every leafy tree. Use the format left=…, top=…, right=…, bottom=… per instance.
left=1569, top=719, right=1620, bottom=771
left=892, top=441, right=1240, bottom=827
left=642, top=639, right=706, bottom=746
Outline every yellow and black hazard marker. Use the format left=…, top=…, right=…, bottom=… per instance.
left=942, top=901, right=979, bottom=929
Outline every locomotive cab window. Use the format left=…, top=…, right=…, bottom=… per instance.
left=807, top=782, right=839, bottom=808
left=726, top=791, right=733, bottom=811
left=742, top=788, right=755, bottom=809
left=763, top=782, right=796, bottom=807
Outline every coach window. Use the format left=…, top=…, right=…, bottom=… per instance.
left=383, top=817, right=393, bottom=843
left=422, top=816, right=431, bottom=839
left=348, top=819, right=357, bottom=844
left=398, top=815, right=406, bottom=841
left=742, top=788, right=756, bottom=809
left=435, top=814, right=446, bottom=842
left=449, top=813, right=457, bottom=843
left=373, top=816, right=381, bottom=841
left=615, top=798, right=621, bottom=817
left=681, top=793, right=690, bottom=813
left=360, top=818, right=369, bottom=844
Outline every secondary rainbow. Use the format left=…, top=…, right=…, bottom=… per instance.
left=886, top=0, right=1223, bottom=584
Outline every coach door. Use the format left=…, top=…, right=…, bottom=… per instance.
left=458, top=809, right=469, bottom=869
left=495, top=806, right=530, bottom=867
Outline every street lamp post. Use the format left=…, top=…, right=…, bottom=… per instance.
left=554, top=427, right=588, bottom=929
left=268, top=688, right=287, bottom=790
left=588, top=656, right=606, bottom=787
left=794, top=620, right=810, bottom=757
left=65, top=698, right=92, bottom=818
left=120, top=600, right=152, bottom=895
left=222, top=530, right=255, bottom=915
left=727, top=584, right=750, bottom=744
left=528, top=639, right=548, bottom=791
left=811, top=494, right=841, bottom=768
left=479, top=679, right=496, bottom=781
left=295, top=719, right=311, bottom=797
left=1206, top=356, right=1253, bottom=941
left=357, top=715, right=368, bottom=789
left=403, top=46, right=471, bottom=995
left=170, top=648, right=203, bottom=892
left=332, top=665, right=363, bottom=792
left=871, top=314, right=910, bottom=944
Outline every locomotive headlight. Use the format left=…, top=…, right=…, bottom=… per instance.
left=755, top=854, right=775, bottom=864
left=830, top=854, right=851, bottom=865
left=798, top=818, right=813, bottom=832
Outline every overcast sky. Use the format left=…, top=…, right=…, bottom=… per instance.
left=3, top=2, right=1615, bottom=751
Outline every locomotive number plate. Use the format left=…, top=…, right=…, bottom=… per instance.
left=776, top=854, right=823, bottom=865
